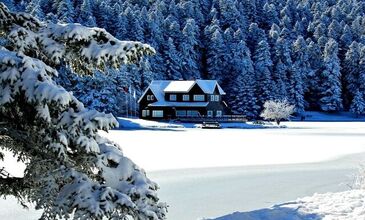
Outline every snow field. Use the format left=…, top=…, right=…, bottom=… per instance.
left=102, top=121, right=365, bottom=171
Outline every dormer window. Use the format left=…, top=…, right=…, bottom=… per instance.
left=194, top=95, right=205, bottom=101
left=215, top=95, right=219, bottom=101
left=147, top=95, right=154, bottom=101
left=170, top=94, right=177, bottom=101
left=210, top=95, right=219, bottom=101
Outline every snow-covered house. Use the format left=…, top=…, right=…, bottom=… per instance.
left=138, top=80, right=227, bottom=119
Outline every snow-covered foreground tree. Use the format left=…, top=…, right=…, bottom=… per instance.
left=260, top=100, right=295, bottom=125
left=0, top=3, right=166, bottom=220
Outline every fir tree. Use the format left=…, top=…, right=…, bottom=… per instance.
left=164, top=37, right=183, bottom=80
left=253, top=39, right=275, bottom=107
left=319, top=38, right=343, bottom=111
left=180, top=18, right=201, bottom=79
left=350, top=90, right=365, bottom=116
left=228, top=39, right=259, bottom=118
left=0, top=4, right=166, bottom=219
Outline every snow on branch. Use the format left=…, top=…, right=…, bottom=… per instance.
left=260, top=99, right=295, bottom=125
left=0, top=3, right=155, bottom=75
left=0, top=4, right=165, bottom=219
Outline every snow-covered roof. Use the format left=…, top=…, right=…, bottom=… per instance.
left=138, top=80, right=170, bottom=103
left=138, top=80, right=226, bottom=103
left=196, top=80, right=226, bottom=95
left=164, top=81, right=196, bottom=93
left=148, top=102, right=209, bottom=107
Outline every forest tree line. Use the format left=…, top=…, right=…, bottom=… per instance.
left=5, top=0, right=365, bottom=118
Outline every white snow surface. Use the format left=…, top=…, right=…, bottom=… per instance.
left=210, top=190, right=365, bottom=220
left=2, top=119, right=365, bottom=219
left=102, top=119, right=365, bottom=171
left=163, top=80, right=196, bottom=92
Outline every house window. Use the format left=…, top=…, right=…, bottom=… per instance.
left=216, top=110, right=222, bottom=117
left=170, top=94, right=177, bottom=101
left=215, top=95, right=219, bottom=101
left=210, top=95, right=215, bottom=101
left=142, top=110, right=150, bottom=117
left=152, top=110, right=163, bottom=118
left=193, top=95, right=205, bottom=101
left=176, top=110, right=186, bottom=117
left=187, top=110, right=199, bottom=117
left=183, top=95, right=190, bottom=101
left=207, top=110, right=213, bottom=117
left=147, top=95, right=155, bottom=101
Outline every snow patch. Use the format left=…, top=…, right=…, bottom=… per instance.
left=209, top=190, right=365, bottom=220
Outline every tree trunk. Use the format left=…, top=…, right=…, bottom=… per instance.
left=276, top=119, right=280, bottom=125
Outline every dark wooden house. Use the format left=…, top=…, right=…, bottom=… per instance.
left=138, top=80, right=227, bottom=119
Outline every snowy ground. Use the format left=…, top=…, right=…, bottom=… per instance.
left=2, top=118, right=365, bottom=219
left=103, top=119, right=365, bottom=171
left=211, top=190, right=365, bottom=220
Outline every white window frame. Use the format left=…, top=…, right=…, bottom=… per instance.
left=207, top=110, right=213, bottom=117
left=215, top=95, right=219, bottom=101
left=147, top=95, right=154, bottom=101
left=183, top=94, right=190, bottom=101
left=210, top=95, right=215, bottom=101
left=216, top=110, right=222, bottom=117
left=152, top=110, right=163, bottom=118
left=194, top=95, right=205, bottom=101
left=170, top=94, right=177, bottom=101
left=142, top=110, right=150, bottom=117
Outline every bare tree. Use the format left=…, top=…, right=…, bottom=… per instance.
left=260, top=100, right=295, bottom=125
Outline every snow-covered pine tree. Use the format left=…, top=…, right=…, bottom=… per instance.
left=290, top=36, right=309, bottom=113
left=25, top=0, right=45, bottom=19
left=253, top=39, right=275, bottom=107
left=164, top=37, right=182, bottom=80
left=78, top=0, right=96, bottom=27
left=344, top=42, right=361, bottom=101
left=350, top=90, right=365, bottom=116
left=351, top=46, right=365, bottom=116
left=228, top=35, right=259, bottom=119
left=53, top=0, right=75, bottom=23
left=319, top=38, right=343, bottom=111
left=0, top=4, right=166, bottom=219
left=180, top=18, right=201, bottom=79
left=272, top=28, right=292, bottom=101
left=206, top=28, right=225, bottom=82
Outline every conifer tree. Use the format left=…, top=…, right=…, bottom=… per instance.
left=164, top=37, right=182, bottom=80
left=0, top=4, right=166, bottom=219
left=253, top=39, right=275, bottom=107
left=319, top=38, right=343, bottom=111
left=180, top=18, right=201, bottom=79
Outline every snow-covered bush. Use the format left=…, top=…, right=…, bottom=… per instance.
left=260, top=99, right=295, bottom=125
left=0, top=3, right=166, bottom=219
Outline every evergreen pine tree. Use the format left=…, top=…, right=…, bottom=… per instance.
left=78, top=0, right=96, bottom=27
left=180, top=18, right=201, bottom=79
left=54, top=0, right=75, bottom=23
left=228, top=39, right=259, bottom=118
left=164, top=37, right=183, bottom=80
left=350, top=90, right=365, bottom=116
left=319, top=38, right=343, bottom=111
left=253, top=39, right=275, bottom=107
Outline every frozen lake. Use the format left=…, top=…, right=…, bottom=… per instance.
left=2, top=122, right=365, bottom=219
left=149, top=153, right=365, bottom=220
